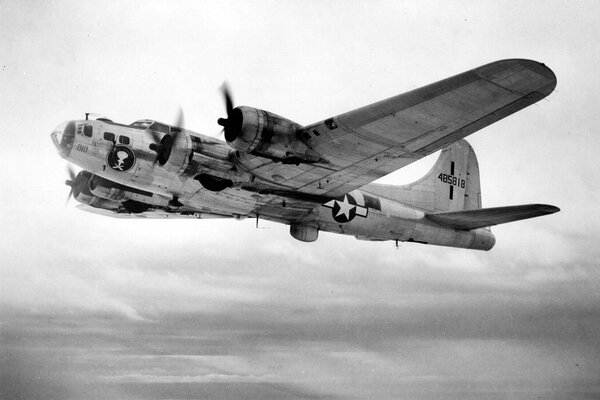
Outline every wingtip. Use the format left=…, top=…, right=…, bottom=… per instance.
left=517, top=59, right=556, bottom=80
left=520, top=59, right=557, bottom=96
left=537, top=204, right=560, bottom=215
left=477, top=58, right=557, bottom=97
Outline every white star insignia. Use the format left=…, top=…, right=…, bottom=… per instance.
left=323, top=194, right=368, bottom=222
left=335, top=195, right=354, bottom=219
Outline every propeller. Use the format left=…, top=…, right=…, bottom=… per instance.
left=65, top=165, right=77, bottom=204
left=148, top=107, right=185, bottom=166
left=217, top=83, right=241, bottom=142
left=174, top=106, right=185, bottom=130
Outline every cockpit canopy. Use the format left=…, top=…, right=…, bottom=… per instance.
left=130, top=120, right=172, bottom=133
left=129, top=119, right=154, bottom=129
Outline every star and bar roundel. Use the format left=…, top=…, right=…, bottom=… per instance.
left=323, top=193, right=368, bottom=223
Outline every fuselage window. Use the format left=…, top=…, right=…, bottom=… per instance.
left=104, top=132, right=115, bottom=142
left=83, top=125, right=93, bottom=137
left=119, top=135, right=130, bottom=145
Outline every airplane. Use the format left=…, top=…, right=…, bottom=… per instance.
left=51, top=59, right=559, bottom=251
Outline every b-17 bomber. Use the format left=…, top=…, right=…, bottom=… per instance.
left=52, top=59, right=559, bottom=250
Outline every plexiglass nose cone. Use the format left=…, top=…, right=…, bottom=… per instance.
left=51, top=121, right=76, bottom=157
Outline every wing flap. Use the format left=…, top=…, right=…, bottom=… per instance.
left=426, top=204, right=560, bottom=230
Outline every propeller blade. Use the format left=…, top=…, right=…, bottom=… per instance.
left=174, top=106, right=185, bottom=130
left=149, top=107, right=186, bottom=166
left=65, top=186, right=74, bottom=205
left=218, top=82, right=240, bottom=142
left=221, top=82, right=234, bottom=116
left=157, top=134, right=173, bottom=165
left=149, top=129, right=162, bottom=145
left=65, top=165, right=76, bottom=204
left=67, top=165, right=76, bottom=181
left=147, top=127, right=163, bottom=165
left=169, top=108, right=183, bottom=144
left=217, top=82, right=234, bottom=129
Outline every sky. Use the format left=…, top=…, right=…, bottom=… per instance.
left=1, top=1, right=600, bottom=399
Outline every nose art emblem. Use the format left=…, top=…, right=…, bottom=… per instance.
left=107, top=146, right=135, bottom=172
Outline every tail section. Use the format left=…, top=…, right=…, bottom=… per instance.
left=363, top=139, right=559, bottom=232
left=364, top=139, right=481, bottom=212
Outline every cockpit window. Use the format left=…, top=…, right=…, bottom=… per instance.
left=129, top=120, right=171, bottom=133
left=119, top=135, right=130, bottom=145
left=83, top=125, right=93, bottom=137
left=149, top=122, right=170, bottom=134
left=130, top=120, right=154, bottom=129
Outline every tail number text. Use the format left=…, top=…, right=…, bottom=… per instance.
left=438, top=173, right=465, bottom=188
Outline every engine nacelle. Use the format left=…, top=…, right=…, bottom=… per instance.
left=159, top=129, right=193, bottom=174
left=70, top=172, right=123, bottom=211
left=75, top=192, right=123, bottom=211
left=74, top=189, right=149, bottom=214
left=225, top=106, right=321, bottom=164
left=89, top=175, right=128, bottom=201
left=89, top=175, right=170, bottom=207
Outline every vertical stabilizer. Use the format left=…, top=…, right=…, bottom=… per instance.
left=363, top=140, right=481, bottom=212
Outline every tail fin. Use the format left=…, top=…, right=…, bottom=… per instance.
left=363, top=140, right=560, bottom=230
left=364, top=139, right=481, bottom=212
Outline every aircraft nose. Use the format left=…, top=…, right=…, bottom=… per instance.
left=51, top=121, right=76, bottom=157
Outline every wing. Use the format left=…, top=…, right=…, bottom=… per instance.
left=426, top=204, right=560, bottom=230
left=240, top=59, right=556, bottom=197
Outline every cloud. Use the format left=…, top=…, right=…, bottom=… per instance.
left=103, top=373, right=282, bottom=383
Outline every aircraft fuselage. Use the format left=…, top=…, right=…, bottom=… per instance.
left=51, top=117, right=495, bottom=250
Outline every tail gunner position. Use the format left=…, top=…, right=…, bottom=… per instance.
left=51, top=59, right=559, bottom=250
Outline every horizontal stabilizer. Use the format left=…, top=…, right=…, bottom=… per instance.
left=426, top=204, right=560, bottom=230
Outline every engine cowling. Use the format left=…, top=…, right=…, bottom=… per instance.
left=70, top=172, right=123, bottom=211
left=67, top=170, right=164, bottom=214
left=89, top=175, right=170, bottom=207
left=224, top=106, right=321, bottom=163
left=157, top=129, right=192, bottom=174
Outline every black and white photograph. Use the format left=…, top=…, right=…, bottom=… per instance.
left=1, top=1, right=599, bottom=399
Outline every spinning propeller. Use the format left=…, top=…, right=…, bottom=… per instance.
left=64, top=165, right=92, bottom=205
left=65, top=165, right=77, bottom=204
left=217, top=83, right=241, bottom=142
left=148, top=107, right=185, bottom=165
